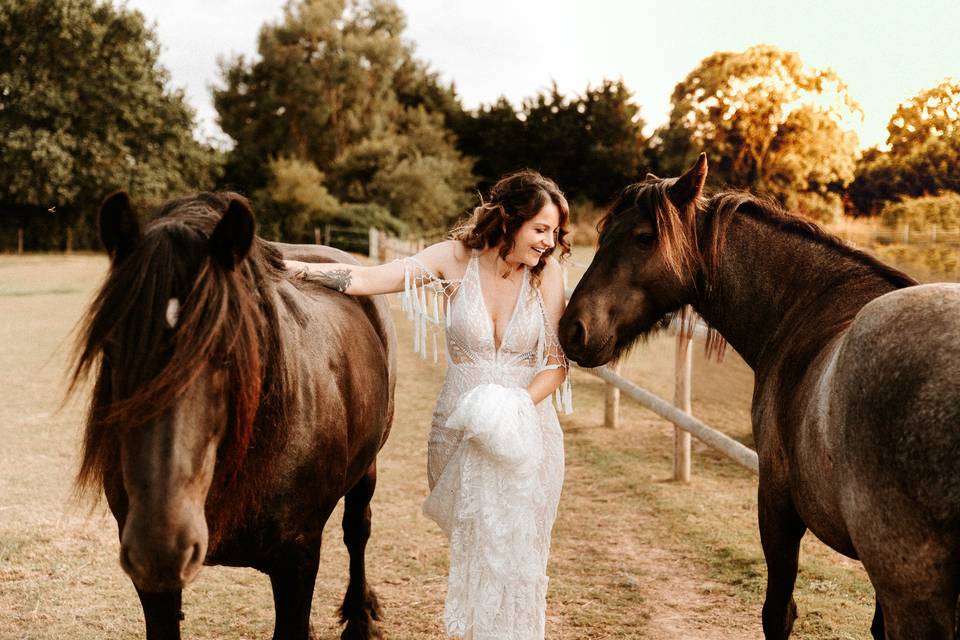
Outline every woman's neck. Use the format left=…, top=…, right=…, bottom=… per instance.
left=479, top=246, right=524, bottom=279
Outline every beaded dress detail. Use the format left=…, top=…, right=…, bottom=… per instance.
left=400, top=251, right=570, bottom=640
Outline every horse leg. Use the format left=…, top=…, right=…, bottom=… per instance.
left=339, top=462, right=383, bottom=640
left=135, top=588, right=183, bottom=640
left=872, top=587, right=957, bottom=640
left=269, top=547, right=322, bottom=640
left=758, top=482, right=807, bottom=640
left=870, top=598, right=885, bottom=640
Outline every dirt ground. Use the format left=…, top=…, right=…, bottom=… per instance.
left=0, top=254, right=875, bottom=639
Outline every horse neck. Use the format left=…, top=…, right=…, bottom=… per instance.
left=692, top=212, right=904, bottom=373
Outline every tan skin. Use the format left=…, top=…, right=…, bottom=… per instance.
left=285, top=202, right=567, bottom=404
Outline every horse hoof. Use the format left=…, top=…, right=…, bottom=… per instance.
left=340, top=618, right=383, bottom=640
left=367, top=590, right=383, bottom=621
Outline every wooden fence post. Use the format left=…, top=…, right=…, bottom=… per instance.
left=369, top=227, right=379, bottom=260
left=673, top=321, right=693, bottom=482
left=17, top=228, right=24, bottom=255
left=314, top=227, right=321, bottom=245
left=604, top=361, right=622, bottom=428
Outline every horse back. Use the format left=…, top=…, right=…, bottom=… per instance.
left=272, top=241, right=397, bottom=447
left=832, top=283, right=960, bottom=526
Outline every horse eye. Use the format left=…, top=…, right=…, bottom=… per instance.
left=634, top=230, right=656, bottom=247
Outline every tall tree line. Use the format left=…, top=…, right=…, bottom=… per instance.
left=2, top=0, right=958, bottom=250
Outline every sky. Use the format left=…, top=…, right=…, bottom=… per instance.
left=125, top=0, right=960, bottom=150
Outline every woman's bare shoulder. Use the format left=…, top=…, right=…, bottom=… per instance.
left=536, top=256, right=564, bottom=289
left=415, top=240, right=472, bottom=280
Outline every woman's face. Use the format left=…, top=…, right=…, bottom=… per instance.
left=506, top=201, right=561, bottom=268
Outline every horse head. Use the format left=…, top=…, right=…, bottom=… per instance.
left=75, top=191, right=265, bottom=592
left=560, top=154, right=708, bottom=367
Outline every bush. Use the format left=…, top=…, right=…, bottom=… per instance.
left=782, top=191, right=844, bottom=225
left=874, top=245, right=960, bottom=281
left=880, top=192, right=960, bottom=231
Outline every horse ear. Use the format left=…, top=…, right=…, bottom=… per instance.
left=209, top=198, right=255, bottom=271
left=99, top=191, right=141, bottom=263
left=668, top=153, right=708, bottom=206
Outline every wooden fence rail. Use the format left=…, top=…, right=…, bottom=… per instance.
left=369, top=228, right=760, bottom=479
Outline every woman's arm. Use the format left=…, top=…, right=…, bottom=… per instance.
left=285, top=240, right=462, bottom=296
left=527, top=258, right=569, bottom=405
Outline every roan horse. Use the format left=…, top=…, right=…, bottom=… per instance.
left=69, top=192, right=395, bottom=640
left=560, top=155, right=960, bottom=639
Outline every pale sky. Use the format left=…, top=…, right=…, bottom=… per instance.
left=126, top=0, right=960, bottom=151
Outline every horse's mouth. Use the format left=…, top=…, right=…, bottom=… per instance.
left=569, top=333, right=615, bottom=368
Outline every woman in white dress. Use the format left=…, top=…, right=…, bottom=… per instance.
left=284, top=170, right=571, bottom=639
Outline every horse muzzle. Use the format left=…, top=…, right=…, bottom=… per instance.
left=559, top=314, right=617, bottom=368
left=120, top=516, right=207, bottom=592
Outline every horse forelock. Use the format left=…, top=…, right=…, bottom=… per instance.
left=598, top=180, right=703, bottom=281
left=71, top=193, right=292, bottom=535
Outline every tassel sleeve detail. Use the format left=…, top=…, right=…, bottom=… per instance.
left=535, top=290, right=573, bottom=415
left=397, top=256, right=460, bottom=363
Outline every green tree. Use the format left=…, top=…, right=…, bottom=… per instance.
left=0, top=0, right=220, bottom=249
left=215, top=0, right=473, bottom=234
left=455, top=79, right=649, bottom=205
left=654, top=45, right=860, bottom=222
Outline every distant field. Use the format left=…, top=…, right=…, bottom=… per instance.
left=1, top=254, right=876, bottom=639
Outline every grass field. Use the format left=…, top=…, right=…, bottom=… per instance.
left=1, top=253, right=877, bottom=639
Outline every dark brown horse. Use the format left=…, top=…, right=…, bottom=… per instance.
left=560, top=155, right=960, bottom=639
left=69, top=191, right=395, bottom=640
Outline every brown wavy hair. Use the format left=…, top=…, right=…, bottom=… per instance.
left=451, top=169, right=571, bottom=285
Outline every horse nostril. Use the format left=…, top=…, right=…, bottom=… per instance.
left=179, top=542, right=204, bottom=582
left=570, top=319, right=587, bottom=348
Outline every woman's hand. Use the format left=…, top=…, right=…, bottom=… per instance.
left=284, top=259, right=309, bottom=279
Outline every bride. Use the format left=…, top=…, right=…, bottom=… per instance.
left=285, top=170, right=571, bottom=639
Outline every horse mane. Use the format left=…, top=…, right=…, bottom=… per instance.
left=703, top=191, right=918, bottom=290
left=597, top=180, right=918, bottom=359
left=69, top=192, right=295, bottom=543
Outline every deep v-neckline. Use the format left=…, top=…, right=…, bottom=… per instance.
left=471, top=252, right=526, bottom=353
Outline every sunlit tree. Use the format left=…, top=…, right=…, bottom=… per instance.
left=654, top=45, right=861, bottom=221
left=850, top=78, right=960, bottom=214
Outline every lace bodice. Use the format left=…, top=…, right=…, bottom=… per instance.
left=400, top=251, right=572, bottom=414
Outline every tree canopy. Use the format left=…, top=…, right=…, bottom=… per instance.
left=454, top=80, right=649, bottom=206
left=0, top=0, right=220, bottom=249
left=214, top=0, right=474, bottom=237
left=654, top=45, right=861, bottom=221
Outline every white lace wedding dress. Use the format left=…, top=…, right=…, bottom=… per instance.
left=400, top=250, right=571, bottom=640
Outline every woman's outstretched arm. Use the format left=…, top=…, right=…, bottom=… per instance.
left=285, top=240, right=463, bottom=296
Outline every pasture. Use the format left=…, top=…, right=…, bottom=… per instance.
left=1, top=253, right=877, bottom=639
